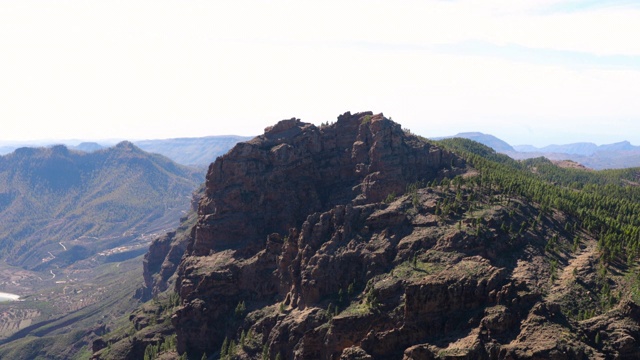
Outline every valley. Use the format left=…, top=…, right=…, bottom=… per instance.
left=0, top=255, right=142, bottom=360
left=0, top=141, right=210, bottom=358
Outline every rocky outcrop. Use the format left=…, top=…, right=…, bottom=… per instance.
left=142, top=188, right=202, bottom=300
left=580, top=301, right=640, bottom=359
left=187, top=112, right=454, bottom=256
left=170, top=112, right=458, bottom=356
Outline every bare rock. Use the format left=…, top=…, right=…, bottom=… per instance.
left=171, top=112, right=456, bottom=355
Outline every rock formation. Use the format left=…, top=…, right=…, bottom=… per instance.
left=98, top=112, right=640, bottom=360
left=144, top=111, right=458, bottom=356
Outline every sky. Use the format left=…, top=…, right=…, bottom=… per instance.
left=1, top=0, right=639, bottom=147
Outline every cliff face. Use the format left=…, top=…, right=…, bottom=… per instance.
left=142, top=188, right=201, bottom=300
left=188, top=112, right=452, bottom=256
left=143, top=112, right=453, bottom=297
left=169, top=112, right=458, bottom=355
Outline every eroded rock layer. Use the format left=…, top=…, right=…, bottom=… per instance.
left=172, top=112, right=458, bottom=355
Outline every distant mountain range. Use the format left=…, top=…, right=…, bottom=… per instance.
left=436, top=132, right=516, bottom=152
left=6, top=132, right=640, bottom=170
left=514, top=140, right=638, bottom=156
left=441, top=132, right=640, bottom=170
left=0, top=141, right=111, bottom=156
left=0, top=142, right=202, bottom=270
left=134, top=135, right=253, bottom=167
left=0, top=135, right=253, bottom=167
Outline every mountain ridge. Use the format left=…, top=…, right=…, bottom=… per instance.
left=0, top=135, right=254, bottom=167
left=0, top=141, right=203, bottom=270
left=447, top=133, right=640, bottom=170
left=514, top=140, right=640, bottom=156
left=443, top=132, right=516, bottom=152
left=8, top=132, right=640, bottom=170
left=0, top=141, right=212, bottom=358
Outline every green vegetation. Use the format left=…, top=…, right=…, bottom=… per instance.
left=437, top=138, right=640, bottom=266
left=0, top=330, right=90, bottom=360
left=143, top=335, right=177, bottom=360
left=235, top=301, right=246, bottom=318
left=384, top=192, right=396, bottom=204
left=341, top=301, right=371, bottom=316
left=365, top=285, right=380, bottom=310
left=392, top=258, right=443, bottom=280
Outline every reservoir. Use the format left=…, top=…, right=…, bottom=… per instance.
left=0, top=292, right=19, bottom=302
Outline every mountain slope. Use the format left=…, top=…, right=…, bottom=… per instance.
left=0, top=142, right=206, bottom=358
left=448, top=132, right=515, bottom=152
left=0, top=142, right=203, bottom=270
left=1, top=135, right=250, bottom=167
left=518, top=142, right=599, bottom=156
left=134, top=135, right=253, bottom=167
left=510, top=141, right=640, bottom=170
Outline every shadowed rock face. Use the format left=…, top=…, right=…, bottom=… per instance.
left=169, top=112, right=458, bottom=354
left=188, top=112, right=454, bottom=256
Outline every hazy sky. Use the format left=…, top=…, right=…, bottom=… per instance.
left=1, top=0, right=639, bottom=147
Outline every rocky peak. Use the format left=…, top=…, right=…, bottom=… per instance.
left=50, top=144, right=70, bottom=155
left=263, top=118, right=308, bottom=138
left=114, top=140, right=144, bottom=153
left=188, top=111, right=455, bottom=256
left=160, top=112, right=460, bottom=356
